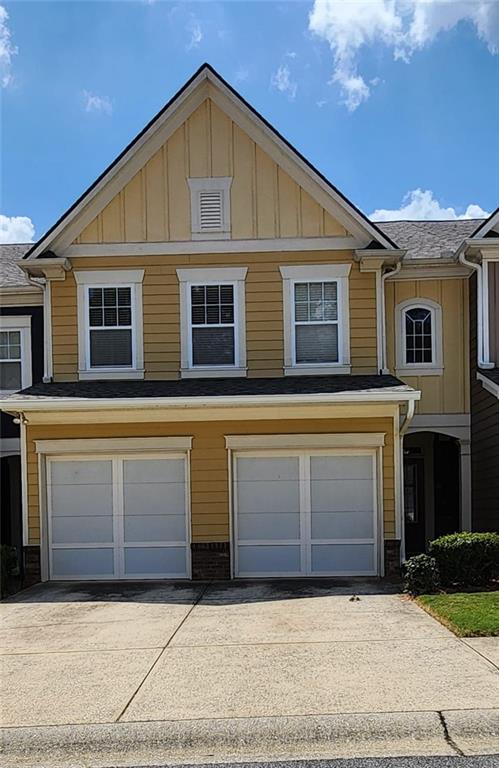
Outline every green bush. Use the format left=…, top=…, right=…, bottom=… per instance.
left=403, top=554, right=440, bottom=596
left=428, top=532, right=499, bottom=587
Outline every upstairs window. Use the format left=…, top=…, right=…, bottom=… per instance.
left=396, top=299, right=443, bottom=376
left=88, top=287, right=132, bottom=368
left=75, top=270, right=144, bottom=380
left=188, top=178, right=232, bottom=240
left=294, top=281, right=338, bottom=364
left=0, top=316, right=32, bottom=393
left=177, top=267, right=247, bottom=377
left=280, top=264, right=351, bottom=375
left=191, top=284, right=235, bottom=366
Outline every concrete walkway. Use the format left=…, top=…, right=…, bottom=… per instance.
left=1, top=580, right=498, bottom=765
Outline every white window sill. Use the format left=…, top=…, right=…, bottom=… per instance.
left=181, top=367, right=247, bottom=379
left=284, top=365, right=352, bottom=376
left=79, top=369, right=145, bottom=381
left=396, top=367, right=443, bottom=377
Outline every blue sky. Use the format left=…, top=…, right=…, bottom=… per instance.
left=1, top=0, right=498, bottom=243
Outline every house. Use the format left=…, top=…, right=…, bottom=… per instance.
left=0, top=244, right=43, bottom=580
left=457, top=210, right=499, bottom=532
left=0, top=64, right=495, bottom=584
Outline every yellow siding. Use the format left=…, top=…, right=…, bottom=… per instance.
left=26, top=416, right=395, bottom=546
left=51, top=252, right=377, bottom=380
left=385, top=278, right=469, bottom=414
left=75, top=99, right=348, bottom=244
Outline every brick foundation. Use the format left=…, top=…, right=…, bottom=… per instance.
left=191, top=542, right=231, bottom=580
left=23, top=545, right=41, bottom=587
left=384, top=539, right=401, bottom=578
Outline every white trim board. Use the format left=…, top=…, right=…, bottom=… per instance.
left=225, top=433, right=385, bottom=450
left=477, top=372, right=499, bottom=398
left=35, top=437, right=193, bottom=454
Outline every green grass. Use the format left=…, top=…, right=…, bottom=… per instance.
left=417, top=591, right=499, bottom=637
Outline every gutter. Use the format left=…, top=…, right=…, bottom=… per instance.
left=0, top=388, right=421, bottom=416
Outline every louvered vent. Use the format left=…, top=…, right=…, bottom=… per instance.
left=199, top=190, right=224, bottom=231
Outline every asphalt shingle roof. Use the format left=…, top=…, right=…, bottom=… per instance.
left=6, top=374, right=412, bottom=401
left=0, top=244, right=35, bottom=289
left=376, top=219, right=484, bottom=259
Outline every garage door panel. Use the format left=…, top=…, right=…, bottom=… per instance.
left=51, top=484, right=114, bottom=518
left=51, top=460, right=112, bottom=486
left=124, top=514, right=186, bottom=543
left=124, top=546, right=187, bottom=576
left=237, top=481, right=300, bottom=514
left=311, top=543, right=375, bottom=573
left=123, top=458, right=184, bottom=484
left=51, top=516, right=114, bottom=545
left=237, top=545, right=301, bottom=575
left=237, top=512, right=300, bottom=541
left=311, top=510, right=374, bottom=540
left=237, top=457, right=299, bottom=482
left=310, top=455, right=372, bottom=481
left=123, top=482, right=185, bottom=517
left=310, top=479, right=373, bottom=513
left=51, top=548, right=115, bottom=578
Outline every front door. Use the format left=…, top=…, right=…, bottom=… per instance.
left=403, top=452, right=425, bottom=556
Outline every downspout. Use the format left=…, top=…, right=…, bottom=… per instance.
left=458, top=249, right=494, bottom=369
left=398, top=397, right=416, bottom=564
left=12, top=413, right=29, bottom=551
left=380, top=262, right=401, bottom=374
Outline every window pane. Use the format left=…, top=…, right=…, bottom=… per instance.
left=0, top=332, right=7, bottom=346
left=220, top=305, right=234, bottom=323
left=117, top=287, right=131, bottom=306
left=118, top=307, right=131, bottom=325
left=191, top=286, right=205, bottom=305
left=90, top=329, right=132, bottom=367
left=192, top=327, right=234, bottom=366
left=191, top=305, right=205, bottom=325
left=88, top=288, right=102, bottom=307
left=0, top=361, right=22, bottom=390
left=405, top=307, right=432, bottom=365
left=0, top=346, right=8, bottom=360
left=89, top=308, right=103, bottom=327
left=206, top=285, right=220, bottom=304
left=206, top=304, right=220, bottom=324
left=103, top=287, right=117, bottom=306
left=309, top=282, right=323, bottom=301
left=294, top=283, right=308, bottom=302
left=103, top=308, right=117, bottom=326
left=9, top=345, right=21, bottom=359
left=220, top=285, right=233, bottom=304
left=296, top=324, right=338, bottom=364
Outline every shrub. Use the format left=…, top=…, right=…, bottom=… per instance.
left=403, top=554, right=440, bottom=596
left=428, top=532, right=499, bottom=587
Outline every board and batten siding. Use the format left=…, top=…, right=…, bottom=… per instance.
left=25, top=416, right=395, bottom=547
left=385, top=278, right=469, bottom=415
left=73, top=99, right=347, bottom=245
left=51, top=252, right=377, bottom=380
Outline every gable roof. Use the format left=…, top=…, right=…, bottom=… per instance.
left=469, top=207, right=499, bottom=239
left=0, top=244, right=36, bottom=288
left=377, top=219, right=484, bottom=260
left=25, top=63, right=397, bottom=259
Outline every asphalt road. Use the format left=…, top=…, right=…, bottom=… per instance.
left=141, top=759, right=498, bottom=768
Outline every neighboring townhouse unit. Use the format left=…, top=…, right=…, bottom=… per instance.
left=0, top=65, right=495, bottom=584
left=458, top=209, right=499, bottom=532
left=0, top=245, right=43, bottom=575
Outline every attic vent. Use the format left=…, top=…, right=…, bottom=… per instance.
left=199, top=190, right=224, bottom=231
left=188, top=177, right=232, bottom=240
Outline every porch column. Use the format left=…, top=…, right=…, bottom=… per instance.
left=459, top=438, right=472, bottom=531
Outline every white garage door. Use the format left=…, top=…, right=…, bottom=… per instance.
left=234, top=452, right=378, bottom=577
left=47, top=454, right=189, bottom=580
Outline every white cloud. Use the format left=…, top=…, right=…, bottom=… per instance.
left=186, top=15, right=203, bottom=51
left=0, top=215, right=35, bottom=244
left=235, top=66, right=249, bottom=83
left=370, top=189, right=491, bottom=222
left=83, top=90, right=113, bottom=115
left=0, top=5, right=17, bottom=88
left=270, top=64, right=298, bottom=100
left=309, top=0, right=499, bottom=110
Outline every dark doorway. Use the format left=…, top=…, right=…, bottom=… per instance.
left=403, top=432, right=461, bottom=556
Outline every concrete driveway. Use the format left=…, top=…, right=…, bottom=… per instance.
left=1, top=580, right=498, bottom=730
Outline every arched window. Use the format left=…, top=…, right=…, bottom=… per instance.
left=396, top=299, right=443, bottom=375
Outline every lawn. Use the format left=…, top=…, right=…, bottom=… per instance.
left=417, top=591, right=499, bottom=636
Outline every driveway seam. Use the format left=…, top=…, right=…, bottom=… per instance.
left=460, top=638, right=499, bottom=672
left=115, top=583, right=210, bottom=723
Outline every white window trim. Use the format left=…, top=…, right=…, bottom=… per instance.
left=280, top=264, right=351, bottom=375
left=188, top=177, right=232, bottom=240
left=75, top=270, right=144, bottom=380
left=177, top=267, right=247, bottom=378
left=0, top=315, right=32, bottom=394
left=395, top=297, right=443, bottom=377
